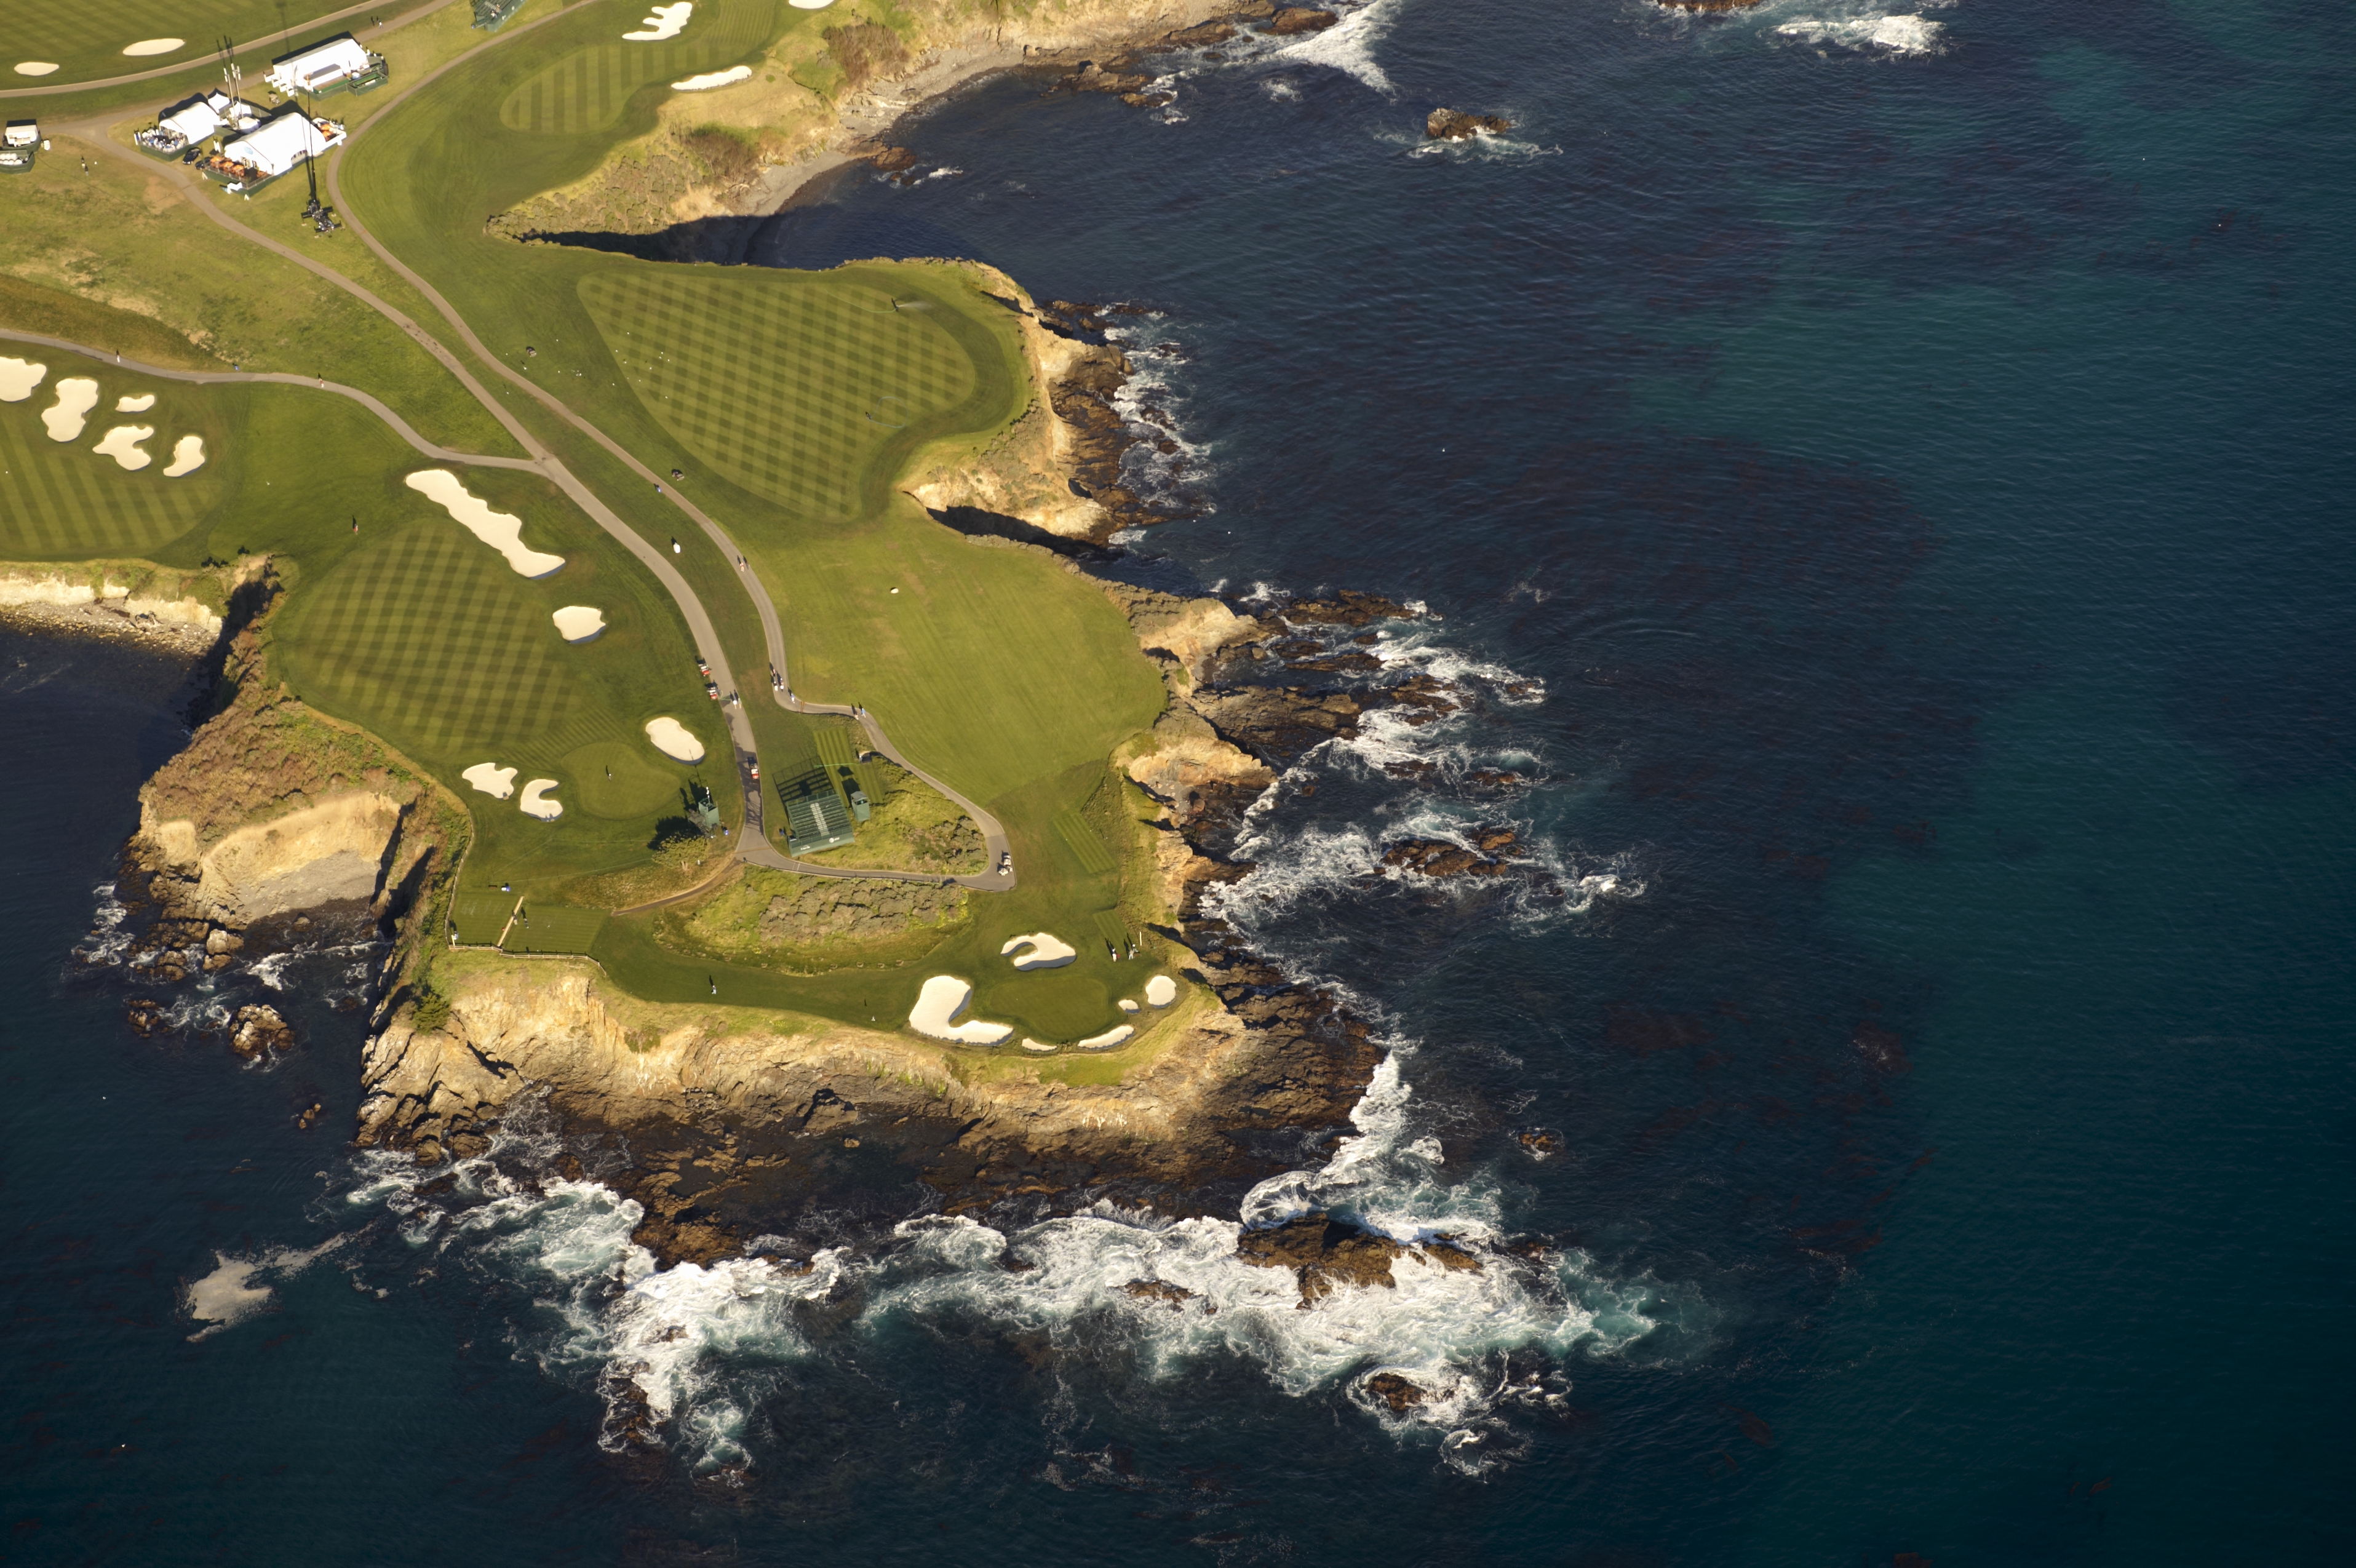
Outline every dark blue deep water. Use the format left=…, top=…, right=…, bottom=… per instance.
left=7, top=0, right=2353, bottom=1560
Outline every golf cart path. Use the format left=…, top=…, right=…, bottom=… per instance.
left=1, top=327, right=1014, bottom=894
left=41, top=20, right=1017, bottom=890
left=0, top=0, right=456, bottom=100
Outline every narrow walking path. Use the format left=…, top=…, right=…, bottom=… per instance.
left=0, top=0, right=456, bottom=100
left=0, top=328, right=1014, bottom=893
left=32, top=14, right=1018, bottom=891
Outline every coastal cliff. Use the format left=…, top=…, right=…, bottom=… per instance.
left=485, top=0, right=1280, bottom=251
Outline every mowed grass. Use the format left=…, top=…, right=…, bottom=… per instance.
left=499, top=1, right=776, bottom=135
left=2, top=0, right=352, bottom=86
left=337, top=0, right=1185, bottom=1037
left=0, top=366, right=727, bottom=901
left=0, top=372, right=225, bottom=558
left=579, top=268, right=974, bottom=519
left=266, top=460, right=732, bottom=887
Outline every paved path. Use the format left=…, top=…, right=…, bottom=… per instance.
left=34, top=33, right=1021, bottom=893
left=0, top=0, right=456, bottom=101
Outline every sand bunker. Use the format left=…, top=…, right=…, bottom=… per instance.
left=405, top=469, right=565, bottom=577
left=1144, top=974, right=1177, bottom=1007
left=41, top=378, right=98, bottom=442
left=519, top=779, right=563, bottom=820
left=1021, top=1038, right=1056, bottom=1053
left=787, top=0, right=835, bottom=9
left=1118, top=998, right=1141, bottom=1013
left=162, top=434, right=207, bottom=476
left=624, top=2, right=692, bottom=39
left=461, top=762, right=517, bottom=799
left=908, top=976, right=1013, bottom=1046
left=0, top=358, right=47, bottom=401
left=92, top=424, right=155, bottom=471
left=644, top=716, right=704, bottom=762
left=13, top=63, right=61, bottom=76
left=122, top=38, right=188, bottom=56
left=1077, top=1024, right=1134, bottom=1050
left=116, top=392, right=156, bottom=412
left=672, top=65, right=750, bottom=90
left=552, top=605, right=606, bottom=642
left=1001, top=932, right=1078, bottom=970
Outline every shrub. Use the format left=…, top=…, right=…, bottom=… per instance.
left=824, top=23, right=907, bottom=89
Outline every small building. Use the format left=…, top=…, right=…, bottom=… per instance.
left=782, top=784, right=854, bottom=856
left=2, top=121, right=36, bottom=149
left=202, top=110, right=346, bottom=190
left=265, top=34, right=387, bottom=97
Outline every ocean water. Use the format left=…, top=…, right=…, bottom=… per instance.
left=6, top=0, right=2352, bottom=1560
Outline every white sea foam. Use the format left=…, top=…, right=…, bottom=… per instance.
left=1775, top=9, right=1946, bottom=54
left=183, top=1233, right=353, bottom=1340
left=1265, top=0, right=1401, bottom=94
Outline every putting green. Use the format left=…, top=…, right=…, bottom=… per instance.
left=499, top=1, right=777, bottom=135
left=276, top=516, right=583, bottom=756
left=580, top=268, right=976, bottom=519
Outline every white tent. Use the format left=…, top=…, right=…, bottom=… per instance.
left=157, top=97, right=224, bottom=144
left=266, top=36, right=370, bottom=95
left=221, top=113, right=344, bottom=178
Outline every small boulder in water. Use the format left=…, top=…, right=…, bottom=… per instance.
left=1121, top=1278, right=1199, bottom=1310
left=229, top=1004, right=293, bottom=1059
left=126, top=998, right=165, bottom=1037
left=1364, top=1371, right=1428, bottom=1412
left=1427, top=108, right=1513, bottom=141
left=1264, top=7, right=1340, bottom=35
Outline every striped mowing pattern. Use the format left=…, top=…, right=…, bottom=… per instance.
left=0, top=408, right=217, bottom=557
left=277, top=519, right=578, bottom=757
left=1054, top=808, right=1117, bottom=874
left=498, top=0, right=777, bottom=135
left=578, top=270, right=975, bottom=517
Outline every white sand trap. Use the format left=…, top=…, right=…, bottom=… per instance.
left=909, top=975, right=1013, bottom=1046
left=462, top=762, right=517, bottom=799
left=1144, top=974, right=1177, bottom=1007
left=644, top=716, right=704, bottom=762
left=92, top=424, right=155, bottom=471
left=672, top=65, right=751, bottom=90
left=13, top=63, right=62, bottom=76
left=1021, top=1038, right=1056, bottom=1053
left=0, top=358, right=47, bottom=402
left=1118, top=998, right=1140, bottom=1013
left=1076, top=1024, right=1134, bottom=1050
left=788, top=0, right=835, bottom=9
left=519, top=779, right=563, bottom=820
left=624, top=2, right=693, bottom=39
left=41, top=378, right=99, bottom=442
left=1001, top=931, right=1078, bottom=970
left=405, top=469, right=565, bottom=577
left=162, top=434, right=207, bottom=476
left=122, top=38, right=188, bottom=56
left=116, top=392, right=156, bottom=412
left=552, top=605, right=606, bottom=642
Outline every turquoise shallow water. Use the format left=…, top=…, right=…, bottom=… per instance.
left=6, top=0, right=2354, bottom=1559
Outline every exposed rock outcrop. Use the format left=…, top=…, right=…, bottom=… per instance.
left=1426, top=108, right=1512, bottom=141
left=1235, top=1212, right=1481, bottom=1305
left=1263, top=7, right=1340, bottom=35
left=359, top=961, right=1378, bottom=1260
